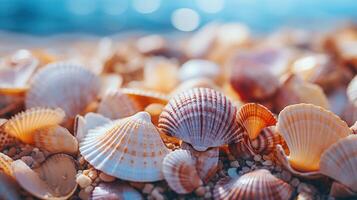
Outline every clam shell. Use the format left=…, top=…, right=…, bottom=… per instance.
left=181, top=142, right=219, bottom=183
left=11, top=154, right=77, bottom=200
left=80, top=112, right=170, bottom=182
left=91, top=182, right=143, bottom=200
left=0, top=152, right=13, bottom=176
left=159, top=88, right=244, bottom=151
left=320, top=135, right=357, bottom=192
left=26, top=62, right=100, bottom=118
left=121, top=88, right=169, bottom=110
left=4, top=107, right=65, bottom=143
left=347, top=75, right=357, bottom=105
left=329, top=181, right=357, bottom=198
left=0, top=172, right=21, bottom=200
left=178, top=59, right=222, bottom=84
left=98, top=89, right=139, bottom=120
left=0, top=119, right=16, bottom=150
left=162, top=150, right=203, bottom=194
left=238, top=103, right=276, bottom=139
left=74, top=113, right=111, bottom=143
left=213, top=169, right=293, bottom=200
left=34, top=125, right=78, bottom=155
left=277, top=103, right=350, bottom=172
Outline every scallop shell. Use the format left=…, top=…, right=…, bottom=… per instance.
left=181, top=142, right=219, bottom=183
left=33, top=125, right=78, bottom=155
left=162, top=150, right=203, bottom=194
left=121, top=88, right=169, bottom=110
left=213, top=169, right=293, bottom=200
left=329, top=181, right=357, bottom=198
left=11, top=154, right=77, bottom=200
left=178, top=59, right=223, bottom=84
left=98, top=89, right=139, bottom=120
left=228, top=138, right=252, bottom=159
left=250, top=126, right=287, bottom=155
left=80, top=112, right=170, bottom=182
left=0, top=172, right=21, bottom=200
left=91, top=182, right=143, bottom=200
left=0, top=152, right=13, bottom=176
left=4, top=107, right=65, bottom=143
left=237, top=103, right=277, bottom=139
left=74, top=113, right=111, bottom=143
left=159, top=88, right=244, bottom=151
left=347, top=75, right=357, bottom=105
left=0, top=119, right=16, bottom=150
left=277, top=103, right=350, bottom=172
left=26, top=62, right=100, bottom=118
left=320, top=135, right=357, bottom=192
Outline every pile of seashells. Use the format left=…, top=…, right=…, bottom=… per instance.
left=1, top=23, right=357, bottom=200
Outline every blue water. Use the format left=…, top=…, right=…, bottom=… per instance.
left=0, top=0, right=356, bottom=35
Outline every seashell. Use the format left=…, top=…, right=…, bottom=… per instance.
left=4, top=107, right=65, bottom=144
left=181, top=142, right=219, bottom=183
left=347, top=75, right=357, bottom=105
left=171, top=78, right=221, bottom=96
left=162, top=150, right=203, bottom=194
left=159, top=88, right=244, bottom=151
left=91, top=182, right=143, bottom=200
left=276, top=103, right=350, bottom=173
left=0, top=172, right=21, bottom=200
left=329, top=181, right=357, bottom=198
left=351, top=121, right=357, bottom=134
left=33, top=125, right=78, bottom=155
left=99, top=74, right=123, bottom=98
left=249, top=126, right=287, bottom=155
left=0, top=119, right=16, bottom=150
left=213, top=169, right=293, bottom=200
left=144, top=56, right=179, bottom=93
left=237, top=103, right=276, bottom=139
left=178, top=59, right=223, bottom=84
left=80, top=112, right=170, bottom=182
left=98, top=89, right=139, bottom=120
left=144, top=103, right=165, bottom=127
left=228, top=137, right=252, bottom=159
left=320, top=135, right=357, bottom=192
left=74, top=112, right=112, bottom=143
left=275, top=74, right=329, bottom=112
left=26, top=62, right=100, bottom=118
left=0, top=152, right=13, bottom=176
left=11, top=154, right=77, bottom=200
left=121, top=88, right=169, bottom=110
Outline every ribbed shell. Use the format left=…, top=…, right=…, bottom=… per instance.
left=159, top=88, right=244, bottom=151
left=0, top=119, right=16, bottom=151
left=329, top=181, right=357, bottom=198
left=80, top=112, right=170, bottom=182
left=91, top=182, right=143, bottom=200
left=320, top=135, right=357, bottom=191
left=11, top=154, right=77, bottom=200
left=74, top=113, right=112, bottom=143
left=277, top=103, right=350, bottom=172
left=237, top=103, right=277, bottom=140
left=4, top=107, right=65, bottom=144
left=213, top=169, right=293, bottom=200
left=98, top=89, right=139, bottom=119
left=121, top=88, right=169, bottom=110
left=181, top=142, right=219, bottom=183
left=0, top=152, right=13, bottom=176
left=347, top=75, right=357, bottom=105
left=26, top=62, right=100, bottom=118
left=162, top=150, right=203, bottom=194
left=250, top=126, right=287, bottom=155
left=33, top=125, right=78, bottom=155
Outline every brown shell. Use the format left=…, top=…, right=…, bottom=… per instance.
left=0, top=119, right=16, bottom=150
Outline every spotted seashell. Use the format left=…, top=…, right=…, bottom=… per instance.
left=213, top=169, right=293, bottom=200
left=0, top=152, right=13, bottom=176
left=159, top=88, right=244, bottom=151
left=26, top=62, right=100, bottom=118
left=162, top=150, right=203, bottom=194
left=80, top=112, right=170, bottom=182
left=0, top=119, right=16, bottom=151
left=91, top=182, right=143, bottom=200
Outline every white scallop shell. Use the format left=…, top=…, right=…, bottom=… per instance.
left=74, top=112, right=111, bottom=143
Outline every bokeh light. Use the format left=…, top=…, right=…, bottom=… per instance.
left=171, top=8, right=200, bottom=32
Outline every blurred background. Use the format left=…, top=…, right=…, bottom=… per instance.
left=0, top=0, right=357, bottom=35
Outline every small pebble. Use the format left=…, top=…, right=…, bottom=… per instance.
left=78, top=157, right=86, bottom=166
left=76, top=174, right=92, bottom=188
left=297, top=183, right=316, bottom=194
left=6, top=147, right=17, bottom=157
left=99, top=172, right=116, bottom=182
left=151, top=188, right=164, bottom=200
left=290, top=178, right=300, bottom=187
left=21, top=156, right=34, bottom=167
left=245, top=160, right=254, bottom=167
left=84, top=185, right=94, bottom=193
left=262, top=160, right=273, bottom=166
left=296, top=192, right=314, bottom=200
left=142, top=183, right=154, bottom=194
left=88, top=170, right=98, bottom=180
left=253, top=154, right=262, bottom=162
left=275, top=165, right=282, bottom=172
left=241, top=167, right=250, bottom=173
left=32, top=151, right=46, bottom=163
left=230, top=160, right=240, bottom=168
left=227, top=168, right=238, bottom=178
left=195, top=186, right=206, bottom=197
left=281, top=170, right=292, bottom=182
left=204, top=192, right=212, bottom=199
left=262, top=155, right=272, bottom=161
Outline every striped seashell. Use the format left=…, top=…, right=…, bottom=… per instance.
left=11, top=154, right=77, bottom=200
left=0, top=172, right=21, bottom=200
left=80, top=112, right=170, bottom=182
left=91, top=182, right=143, bottom=200
left=329, top=181, right=357, bottom=198
left=26, top=62, right=100, bottom=118
left=250, top=126, right=287, bottom=155
left=4, top=107, right=65, bottom=144
left=122, top=88, right=169, bottom=110
left=228, top=138, right=253, bottom=159
left=159, top=88, right=244, bottom=151
left=213, top=169, right=293, bottom=200
left=181, top=142, right=219, bottom=183
left=0, top=152, right=13, bottom=176
left=74, top=113, right=111, bottom=143
left=277, top=104, right=351, bottom=173
left=0, top=119, right=16, bottom=150
left=33, top=125, right=78, bottom=155
left=347, top=75, right=357, bottom=105
left=237, top=103, right=277, bottom=140
left=162, top=150, right=203, bottom=194
left=98, top=89, right=139, bottom=120
left=320, top=135, right=357, bottom=192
